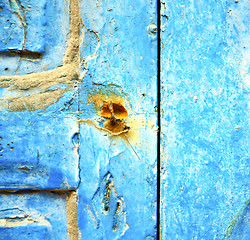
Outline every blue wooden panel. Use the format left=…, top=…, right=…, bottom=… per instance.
left=0, top=0, right=157, bottom=239
left=0, top=113, right=79, bottom=190
left=78, top=0, right=157, bottom=238
left=0, top=0, right=69, bottom=75
left=0, top=0, right=79, bottom=192
left=0, top=192, right=69, bottom=239
left=160, top=0, right=249, bottom=239
left=78, top=120, right=157, bottom=239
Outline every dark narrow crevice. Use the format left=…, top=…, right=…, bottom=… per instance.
left=157, top=0, right=161, bottom=239
left=76, top=60, right=81, bottom=190
left=76, top=128, right=82, bottom=189
left=76, top=0, right=82, bottom=190
left=0, top=50, right=42, bottom=60
left=0, top=189, right=76, bottom=195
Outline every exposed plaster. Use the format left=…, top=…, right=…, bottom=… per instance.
left=66, top=190, right=80, bottom=240
left=0, top=0, right=80, bottom=112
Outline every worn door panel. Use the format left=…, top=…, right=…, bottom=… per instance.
left=0, top=191, right=71, bottom=239
left=78, top=0, right=157, bottom=239
left=0, top=0, right=157, bottom=239
left=0, top=0, right=80, bottom=237
left=0, top=0, right=80, bottom=192
left=0, top=0, right=70, bottom=75
left=0, top=114, right=79, bottom=190
left=160, top=0, right=249, bottom=239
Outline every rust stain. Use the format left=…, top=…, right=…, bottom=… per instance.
left=103, top=118, right=130, bottom=135
left=66, top=190, right=80, bottom=240
left=78, top=118, right=129, bottom=136
left=100, top=102, right=128, bottom=120
left=124, top=115, right=156, bottom=144
left=88, top=93, right=127, bottom=112
left=80, top=95, right=156, bottom=164
left=101, top=102, right=112, bottom=118
left=87, top=93, right=130, bottom=135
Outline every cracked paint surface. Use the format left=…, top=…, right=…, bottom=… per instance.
left=0, top=0, right=249, bottom=239
left=0, top=191, right=69, bottom=239
left=1, top=0, right=248, bottom=239
left=0, top=0, right=157, bottom=239
left=77, top=0, right=157, bottom=238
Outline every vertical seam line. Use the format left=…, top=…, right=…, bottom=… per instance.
left=157, top=0, right=161, bottom=239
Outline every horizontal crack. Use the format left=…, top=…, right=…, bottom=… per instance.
left=0, top=189, right=77, bottom=195
left=0, top=50, right=42, bottom=60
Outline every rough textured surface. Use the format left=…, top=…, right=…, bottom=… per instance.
left=0, top=191, right=69, bottom=239
left=0, top=0, right=80, bottom=191
left=0, top=0, right=157, bottom=239
left=66, top=191, right=79, bottom=240
left=160, top=0, right=249, bottom=239
left=0, top=0, right=70, bottom=75
left=0, top=114, right=79, bottom=190
left=78, top=0, right=157, bottom=238
left=0, top=0, right=78, bottom=112
left=1, top=0, right=248, bottom=239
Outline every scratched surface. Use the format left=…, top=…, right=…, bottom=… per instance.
left=78, top=0, right=157, bottom=239
left=0, top=0, right=157, bottom=239
left=160, top=0, right=249, bottom=239
left=0, top=192, right=69, bottom=239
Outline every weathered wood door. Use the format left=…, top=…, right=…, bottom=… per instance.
left=0, top=0, right=249, bottom=239
left=160, top=1, right=249, bottom=239
left=0, top=0, right=157, bottom=239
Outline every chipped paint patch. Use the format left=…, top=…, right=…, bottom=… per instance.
left=0, top=207, right=51, bottom=228
left=0, top=217, right=51, bottom=228
left=91, top=172, right=129, bottom=237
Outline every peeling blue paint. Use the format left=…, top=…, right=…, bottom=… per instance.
left=0, top=192, right=69, bottom=239
left=0, top=0, right=248, bottom=239
left=0, top=0, right=157, bottom=239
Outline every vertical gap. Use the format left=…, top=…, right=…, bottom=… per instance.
left=157, top=0, right=161, bottom=239
left=75, top=0, right=82, bottom=189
